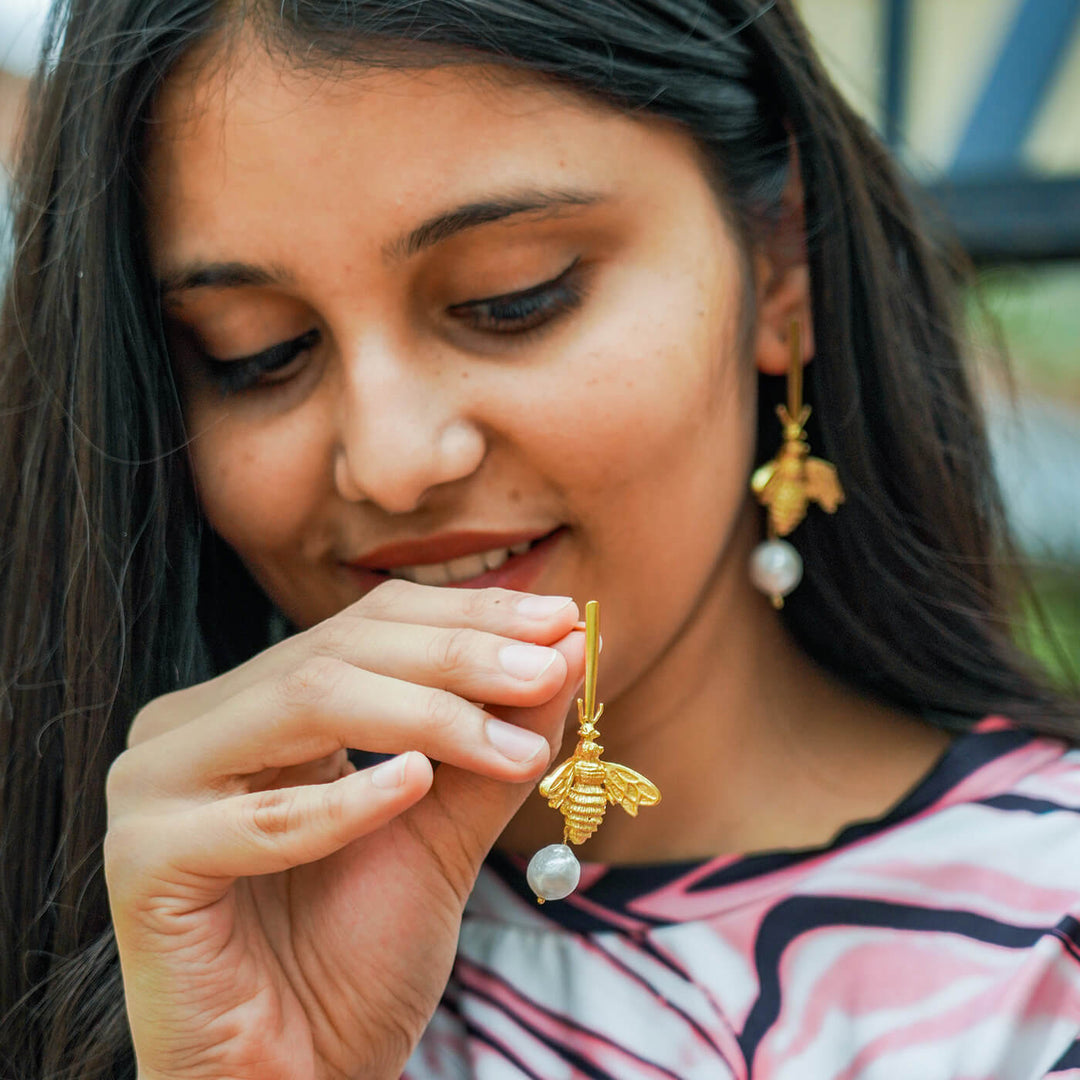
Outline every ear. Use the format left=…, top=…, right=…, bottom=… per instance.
left=752, top=143, right=814, bottom=377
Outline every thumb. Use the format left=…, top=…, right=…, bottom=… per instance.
left=401, top=625, right=586, bottom=894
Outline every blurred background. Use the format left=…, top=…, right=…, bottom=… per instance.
left=794, top=0, right=1080, bottom=685
left=1, top=0, right=44, bottom=264
left=1, top=0, right=1078, bottom=683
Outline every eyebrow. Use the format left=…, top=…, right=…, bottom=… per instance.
left=384, top=188, right=604, bottom=260
left=158, top=261, right=295, bottom=294
left=157, top=187, right=605, bottom=295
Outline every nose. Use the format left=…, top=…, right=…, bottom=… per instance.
left=332, top=346, right=487, bottom=514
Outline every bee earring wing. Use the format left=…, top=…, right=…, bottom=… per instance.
left=538, top=757, right=576, bottom=809
left=803, top=457, right=845, bottom=513
left=603, top=762, right=662, bottom=818
left=750, top=460, right=778, bottom=498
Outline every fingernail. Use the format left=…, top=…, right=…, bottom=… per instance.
left=499, top=643, right=558, bottom=680
left=485, top=718, right=548, bottom=762
left=370, top=754, right=408, bottom=789
left=516, top=595, right=575, bottom=618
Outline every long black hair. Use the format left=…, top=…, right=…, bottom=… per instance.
left=2, top=0, right=1076, bottom=1075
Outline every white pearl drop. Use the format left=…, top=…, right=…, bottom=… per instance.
left=749, top=539, right=803, bottom=603
left=526, top=843, right=581, bottom=902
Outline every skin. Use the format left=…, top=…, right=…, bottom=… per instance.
left=0, top=69, right=28, bottom=170
left=106, top=30, right=952, bottom=1080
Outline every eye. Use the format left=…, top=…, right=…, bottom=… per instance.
left=199, top=328, right=321, bottom=394
left=449, top=258, right=585, bottom=335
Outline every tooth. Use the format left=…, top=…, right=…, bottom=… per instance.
left=385, top=541, right=534, bottom=586
left=482, top=547, right=509, bottom=571
left=411, top=562, right=451, bottom=586
left=446, top=553, right=487, bottom=582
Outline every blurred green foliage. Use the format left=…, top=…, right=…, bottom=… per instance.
left=970, top=261, right=1080, bottom=693
left=973, top=262, right=1080, bottom=397
left=1021, top=566, right=1080, bottom=693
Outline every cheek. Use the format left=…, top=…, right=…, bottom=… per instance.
left=519, top=254, right=755, bottom=642
left=519, top=257, right=754, bottom=511
left=581, top=329, right=753, bottom=576
left=186, top=404, right=328, bottom=558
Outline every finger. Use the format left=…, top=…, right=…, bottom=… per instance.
left=125, top=585, right=578, bottom=750
left=106, top=753, right=434, bottom=903
left=401, top=627, right=587, bottom=897
left=347, top=579, right=579, bottom=640
left=246, top=749, right=353, bottom=792
left=114, top=657, right=564, bottom=799
left=304, top=616, right=573, bottom=702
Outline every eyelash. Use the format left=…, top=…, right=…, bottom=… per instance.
left=198, top=259, right=585, bottom=394
left=201, top=328, right=322, bottom=395
left=449, top=257, right=585, bottom=335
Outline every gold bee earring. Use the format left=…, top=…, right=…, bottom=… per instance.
left=749, top=321, right=845, bottom=607
left=526, top=601, right=661, bottom=903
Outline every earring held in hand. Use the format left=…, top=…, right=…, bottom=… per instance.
left=526, top=601, right=662, bottom=903
left=750, top=321, right=845, bottom=608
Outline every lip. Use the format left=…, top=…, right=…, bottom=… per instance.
left=345, top=528, right=554, bottom=570
left=341, top=527, right=565, bottom=593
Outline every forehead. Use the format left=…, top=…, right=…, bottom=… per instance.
left=144, top=35, right=714, bottom=270
left=151, top=32, right=606, bottom=151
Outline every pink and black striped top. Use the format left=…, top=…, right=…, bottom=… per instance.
left=403, top=719, right=1080, bottom=1078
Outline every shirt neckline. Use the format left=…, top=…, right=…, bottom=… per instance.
left=483, top=720, right=1056, bottom=930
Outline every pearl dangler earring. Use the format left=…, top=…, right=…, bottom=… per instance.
left=526, top=601, right=661, bottom=903
left=750, top=322, right=844, bottom=607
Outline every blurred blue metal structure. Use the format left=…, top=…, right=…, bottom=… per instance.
left=881, top=0, right=911, bottom=150
left=881, top=0, right=1080, bottom=259
left=954, top=0, right=1080, bottom=176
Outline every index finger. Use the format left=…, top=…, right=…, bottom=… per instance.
left=345, top=580, right=579, bottom=642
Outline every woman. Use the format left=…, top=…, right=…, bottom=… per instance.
left=2, top=0, right=1078, bottom=1077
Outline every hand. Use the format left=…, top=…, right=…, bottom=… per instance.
left=104, top=582, right=583, bottom=1080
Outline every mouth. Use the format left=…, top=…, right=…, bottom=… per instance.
left=342, top=527, right=565, bottom=590
left=383, top=536, right=541, bottom=585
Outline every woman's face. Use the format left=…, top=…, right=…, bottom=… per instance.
left=147, top=39, right=770, bottom=700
